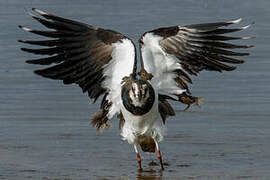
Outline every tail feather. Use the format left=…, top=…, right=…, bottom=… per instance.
left=138, top=137, right=156, bottom=153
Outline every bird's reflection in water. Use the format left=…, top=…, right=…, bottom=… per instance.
left=136, top=169, right=163, bottom=180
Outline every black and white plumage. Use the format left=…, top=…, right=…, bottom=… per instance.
left=19, top=9, right=253, bottom=170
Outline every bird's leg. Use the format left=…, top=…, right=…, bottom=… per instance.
left=134, top=145, right=142, bottom=171
left=154, top=140, right=164, bottom=170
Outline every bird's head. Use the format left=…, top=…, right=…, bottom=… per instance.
left=129, top=81, right=150, bottom=107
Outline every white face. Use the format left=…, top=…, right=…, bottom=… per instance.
left=129, top=82, right=150, bottom=107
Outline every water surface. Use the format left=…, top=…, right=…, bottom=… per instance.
left=0, top=0, right=270, bottom=179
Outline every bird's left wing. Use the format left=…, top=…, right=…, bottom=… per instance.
left=19, top=9, right=137, bottom=130
left=139, top=19, right=253, bottom=105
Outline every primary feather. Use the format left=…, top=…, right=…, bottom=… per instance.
left=19, top=8, right=136, bottom=129
left=139, top=18, right=253, bottom=104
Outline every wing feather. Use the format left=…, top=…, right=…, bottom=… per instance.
left=140, top=18, right=253, bottom=113
left=19, top=9, right=137, bottom=129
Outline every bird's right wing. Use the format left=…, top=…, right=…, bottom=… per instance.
left=19, top=9, right=137, bottom=130
left=139, top=19, right=253, bottom=120
left=140, top=18, right=253, bottom=100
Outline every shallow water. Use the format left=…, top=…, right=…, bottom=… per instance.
left=1, top=0, right=270, bottom=179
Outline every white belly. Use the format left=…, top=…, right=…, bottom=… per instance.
left=120, top=95, right=165, bottom=145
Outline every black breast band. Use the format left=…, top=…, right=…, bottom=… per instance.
left=121, top=80, right=155, bottom=116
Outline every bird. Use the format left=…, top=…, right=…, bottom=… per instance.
left=18, top=8, right=253, bottom=171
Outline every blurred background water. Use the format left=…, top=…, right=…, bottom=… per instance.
left=0, top=0, right=269, bottom=179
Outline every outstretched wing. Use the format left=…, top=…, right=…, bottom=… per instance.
left=140, top=18, right=253, bottom=100
left=19, top=8, right=137, bottom=129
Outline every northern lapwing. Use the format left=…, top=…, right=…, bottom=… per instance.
left=19, top=9, right=253, bottom=170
